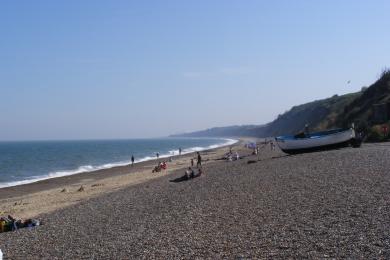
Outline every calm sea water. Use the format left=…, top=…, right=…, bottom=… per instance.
left=0, top=138, right=236, bottom=188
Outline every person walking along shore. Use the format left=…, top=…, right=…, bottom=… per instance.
left=197, top=152, right=202, bottom=167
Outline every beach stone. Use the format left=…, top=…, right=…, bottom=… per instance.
left=0, top=143, right=389, bottom=259
left=60, top=188, right=68, bottom=193
left=77, top=185, right=85, bottom=192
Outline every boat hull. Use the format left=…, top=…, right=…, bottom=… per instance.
left=275, top=128, right=356, bottom=154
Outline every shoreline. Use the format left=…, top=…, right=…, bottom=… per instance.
left=1, top=143, right=388, bottom=258
left=0, top=137, right=238, bottom=189
left=0, top=138, right=249, bottom=219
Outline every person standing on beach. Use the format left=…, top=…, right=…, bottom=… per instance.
left=196, top=152, right=202, bottom=167
left=179, top=148, right=182, bottom=155
left=131, top=155, right=135, bottom=166
left=156, top=152, right=159, bottom=159
left=191, top=158, right=194, bottom=167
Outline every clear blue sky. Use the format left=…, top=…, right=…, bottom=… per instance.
left=1, top=0, right=389, bottom=140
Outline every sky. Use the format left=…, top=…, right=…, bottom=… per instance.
left=1, top=0, right=389, bottom=140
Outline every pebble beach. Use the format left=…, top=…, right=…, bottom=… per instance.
left=0, top=142, right=389, bottom=259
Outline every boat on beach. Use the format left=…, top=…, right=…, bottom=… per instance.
left=275, top=128, right=359, bottom=154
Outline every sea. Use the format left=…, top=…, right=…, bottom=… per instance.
left=0, top=138, right=237, bottom=188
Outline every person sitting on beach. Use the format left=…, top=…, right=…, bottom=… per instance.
left=152, top=165, right=161, bottom=173
left=161, top=161, right=167, bottom=170
left=1, top=215, right=40, bottom=233
left=152, top=162, right=162, bottom=173
left=170, top=166, right=204, bottom=183
left=170, top=167, right=196, bottom=183
left=185, top=167, right=194, bottom=180
left=197, top=167, right=203, bottom=177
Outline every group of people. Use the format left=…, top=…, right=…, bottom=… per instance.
left=129, top=147, right=203, bottom=178
left=152, top=161, right=167, bottom=173
left=0, top=215, right=40, bottom=233
left=176, top=152, right=202, bottom=180
left=245, top=140, right=277, bottom=155
left=224, top=151, right=240, bottom=161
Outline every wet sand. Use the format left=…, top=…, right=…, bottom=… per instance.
left=0, top=139, right=248, bottom=219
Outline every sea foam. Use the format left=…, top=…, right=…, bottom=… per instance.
left=0, top=138, right=237, bottom=188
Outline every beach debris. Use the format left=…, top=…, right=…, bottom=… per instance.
left=77, top=185, right=85, bottom=192
left=61, top=188, right=68, bottom=193
left=91, top=183, right=104, bottom=187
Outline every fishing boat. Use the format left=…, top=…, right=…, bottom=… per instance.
left=275, top=128, right=359, bottom=154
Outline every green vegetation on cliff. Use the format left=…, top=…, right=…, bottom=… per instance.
left=173, top=69, right=390, bottom=140
left=261, top=92, right=361, bottom=137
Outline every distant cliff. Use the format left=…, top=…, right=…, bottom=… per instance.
left=170, top=125, right=264, bottom=138
left=172, top=69, right=390, bottom=139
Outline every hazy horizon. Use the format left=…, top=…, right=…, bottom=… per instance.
left=1, top=1, right=389, bottom=141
